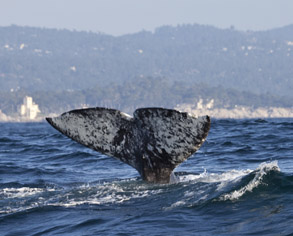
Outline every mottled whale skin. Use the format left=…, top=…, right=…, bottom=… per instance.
left=46, top=107, right=210, bottom=183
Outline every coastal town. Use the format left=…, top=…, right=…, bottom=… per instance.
left=0, top=96, right=292, bottom=122
left=175, top=99, right=293, bottom=119
left=0, top=96, right=43, bottom=122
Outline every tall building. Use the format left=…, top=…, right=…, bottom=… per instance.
left=20, top=96, right=40, bottom=120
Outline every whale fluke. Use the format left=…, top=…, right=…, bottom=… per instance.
left=46, top=107, right=210, bottom=183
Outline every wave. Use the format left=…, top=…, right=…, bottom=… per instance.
left=1, top=161, right=292, bottom=216
left=163, top=161, right=291, bottom=210
left=217, top=161, right=280, bottom=201
left=0, top=186, right=55, bottom=199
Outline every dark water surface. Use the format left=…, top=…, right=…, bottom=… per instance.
left=0, top=119, right=292, bottom=235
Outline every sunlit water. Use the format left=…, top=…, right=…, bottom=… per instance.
left=0, top=119, right=293, bottom=235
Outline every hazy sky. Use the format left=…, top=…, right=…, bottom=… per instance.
left=0, top=0, right=293, bottom=35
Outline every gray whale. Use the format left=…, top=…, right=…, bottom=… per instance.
left=46, top=107, right=210, bottom=183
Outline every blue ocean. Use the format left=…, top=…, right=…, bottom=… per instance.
left=0, top=118, right=293, bottom=235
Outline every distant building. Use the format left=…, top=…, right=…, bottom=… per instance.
left=20, top=96, right=40, bottom=120
left=196, top=99, right=214, bottom=110
left=206, top=99, right=214, bottom=109
left=196, top=99, right=203, bottom=109
left=0, top=109, right=9, bottom=121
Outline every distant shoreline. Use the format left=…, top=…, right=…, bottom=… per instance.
left=0, top=111, right=57, bottom=123
left=1, top=107, right=293, bottom=122
left=175, top=105, right=293, bottom=119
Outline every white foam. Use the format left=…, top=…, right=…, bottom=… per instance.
left=179, top=168, right=252, bottom=185
left=1, top=182, right=153, bottom=214
left=219, top=161, right=280, bottom=201
left=0, top=186, right=56, bottom=214
left=0, top=187, right=54, bottom=199
left=165, top=161, right=280, bottom=209
left=0, top=161, right=280, bottom=214
left=48, top=181, right=163, bottom=208
left=164, top=168, right=253, bottom=211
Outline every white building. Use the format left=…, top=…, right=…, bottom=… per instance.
left=196, top=99, right=214, bottom=110
left=0, top=109, right=9, bottom=121
left=20, top=96, right=40, bottom=120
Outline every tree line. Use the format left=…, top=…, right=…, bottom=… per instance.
left=0, top=24, right=293, bottom=99
left=0, top=76, right=291, bottom=116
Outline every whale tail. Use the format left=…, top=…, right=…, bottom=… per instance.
left=46, top=107, right=210, bottom=183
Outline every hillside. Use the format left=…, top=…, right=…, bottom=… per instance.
left=0, top=76, right=291, bottom=116
left=0, top=24, right=292, bottom=115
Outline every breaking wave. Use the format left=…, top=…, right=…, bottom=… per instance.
left=1, top=161, right=290, bottom=216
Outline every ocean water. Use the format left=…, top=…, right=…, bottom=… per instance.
left=0, top=118, right=292, bottom=236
